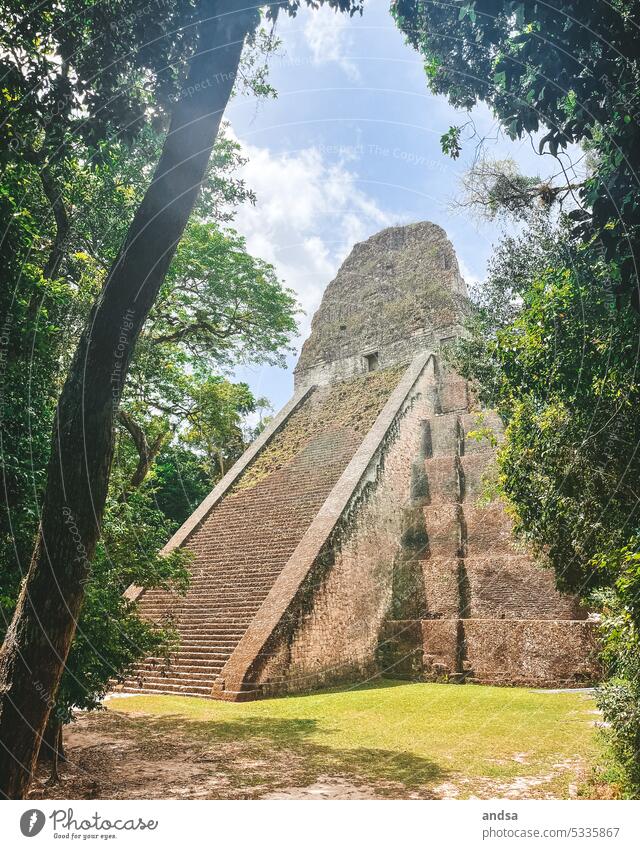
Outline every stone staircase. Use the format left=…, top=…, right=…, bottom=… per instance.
left=116, top=370, right=403, bottom=698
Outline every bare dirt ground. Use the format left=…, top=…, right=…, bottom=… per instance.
left=29, top=710, right=420, bottom=800
left=28, top=705, right=599, bottom=801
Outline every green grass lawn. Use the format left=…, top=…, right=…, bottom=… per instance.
left=108, top=680, right=603, bottom=798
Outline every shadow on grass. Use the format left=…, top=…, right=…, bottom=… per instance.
left=112, top=711, right=447, bottom=793
left=260, top=677, right=413, bottom=700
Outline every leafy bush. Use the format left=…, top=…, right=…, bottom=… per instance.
left=594, top=541, right=640, bottom=795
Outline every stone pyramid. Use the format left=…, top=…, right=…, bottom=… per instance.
left=118, top=222, right=597, bottom=700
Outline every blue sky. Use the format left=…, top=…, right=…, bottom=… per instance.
left=226, top=0, right=580, bottom=411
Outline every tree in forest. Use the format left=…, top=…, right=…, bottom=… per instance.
left=451, top=216, right=639, bottom=584
left=0, top=0, right=363, bottom=798
left=394, top=0, right=640, bottom=310
left=0, top=121, right=293, bottom=612
left=2, top=77, right=296, bottom=784
left=66, top=132, right=297, bottom=498
left=0, top=125, right=257, bottom=621
left=38, top=490, right=191, bottom=782
left=447, top=206, right=640, bottom=793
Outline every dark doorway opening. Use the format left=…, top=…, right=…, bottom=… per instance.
left=364, top=352, right=379, bottom=372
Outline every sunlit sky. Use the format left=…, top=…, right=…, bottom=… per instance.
left=227, top=0, right=580, bottom=411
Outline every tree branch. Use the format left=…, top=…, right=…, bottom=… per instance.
left=150, top=316, right=239, bottom=345
left=117, top=410, right=167, bottom=498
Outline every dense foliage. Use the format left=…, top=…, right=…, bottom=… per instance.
left=394, top=0, right=640, bottom=309
left=453, top=219, right=639, bottom=587
left=594, top=545, right=640, bottom=793
left=449, top=214, right=640, bottom=794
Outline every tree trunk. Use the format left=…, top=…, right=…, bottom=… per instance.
left=0, top=0, right=257, bottom=800
left=40, top=164, right=70, bottom=281
left=39, top=715, right=64, bottom=785
left=39, top=715, right=65, bottom=764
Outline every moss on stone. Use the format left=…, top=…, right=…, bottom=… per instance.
left=232, top=366, right=405, bottom=493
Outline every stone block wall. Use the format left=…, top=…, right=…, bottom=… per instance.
left=235, top=357, right=597, bottom=696
left=457, top=619, right=599, bottom=686
left=119, top=221, right=599, bottom=702
left=422, top=619, right=460, bottom=677
left=463, top=555, right=582, bottom=620
left=422, top=557, right=460, bottom=618
left=377, top=618, right=599, bottom=687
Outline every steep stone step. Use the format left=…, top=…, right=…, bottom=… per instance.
left=158, top=650, right=230, bottom=661
left=135, top=662, right=223, bottom=675
left=135, top=653, right=229, bottom=666
left=134, top=669, right=221, bottom=683
left=118, top=682, right=213, bottom=697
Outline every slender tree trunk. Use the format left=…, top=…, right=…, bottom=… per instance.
left=46, top=735, right=60, bottom=786
left=22, top=152, right=70, bottom=322
left=0, top=0, right=257, bottom=799
left=117, top=410, right=168, bottom=499
left=40, top=165, right=70, bottom=281
left=39, top=715, right=65, bottom=764
left=39, top=715, right=64, bottom=785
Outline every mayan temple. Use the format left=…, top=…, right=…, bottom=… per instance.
left=119, top=222, right=597, bottom=701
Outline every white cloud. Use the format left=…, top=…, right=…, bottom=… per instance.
left=231, top=141, right=392, bottom=347
left=302, top=6, right=361, bottom=81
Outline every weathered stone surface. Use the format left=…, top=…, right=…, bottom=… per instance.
left=421, top=618, right=599, bottom=687
left=422, top=619, right=459, bottom=677
left=425, top=456, right=461, bottom=504
left=422, top=558, right=461, bottom=618
left=463, top=556, right=583, bottom=621
left=424, top=504, right=463, bottom=557
left=437, top=378, right=469, bottom=414
left=295, top=222, right=469, bottom=390
left=461, top=619, right=599, bottom=687
left=460, top=451, right=496, bottom=501
left=430, top=412, right=460, bottom=456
